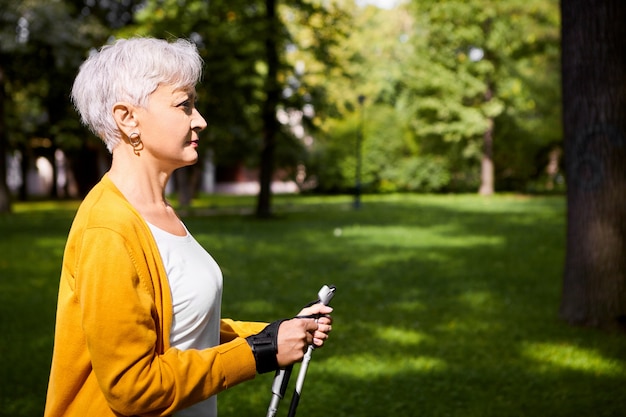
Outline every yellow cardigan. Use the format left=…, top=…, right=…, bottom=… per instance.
left=45, top=174, right=266, bottom=417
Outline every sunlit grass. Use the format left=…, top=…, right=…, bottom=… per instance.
left=523, top=342, right=625, bottom=376
left=1, top=193, right=625, bottom=417
left=326, top=353, right=448, bottom=377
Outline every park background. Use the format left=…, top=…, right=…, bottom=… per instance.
left=1, top=0, right=625, bottom=416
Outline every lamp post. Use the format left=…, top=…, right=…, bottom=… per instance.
left=354, top=94, right=366, bottom=209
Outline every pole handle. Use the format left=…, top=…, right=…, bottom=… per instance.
left=286, top=285, right=336, bottom=417
left=265, top=285, right=336, bottom=417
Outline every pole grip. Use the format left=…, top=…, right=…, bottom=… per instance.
left=285, top=285, right=336, bottom=417
left=265, top=285, right=336, bottom=417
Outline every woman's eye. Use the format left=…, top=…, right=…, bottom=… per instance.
left=177, top=94, right=198, bottom=113
left=178, top=100, right=193, bottom=113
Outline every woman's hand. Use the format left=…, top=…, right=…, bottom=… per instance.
left=276, top=303, right=333, bottom=367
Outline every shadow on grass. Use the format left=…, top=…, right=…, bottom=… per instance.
left=1, top=195, right=625, bottom=417
left=199, top=195, right=625, bottom=417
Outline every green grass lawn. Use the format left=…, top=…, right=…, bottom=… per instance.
left=1, top=193, right=625, bottom=417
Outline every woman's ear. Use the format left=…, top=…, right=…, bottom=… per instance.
left=112, top=102, right=138, bottom=138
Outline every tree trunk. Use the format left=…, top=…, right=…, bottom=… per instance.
left=560, top=0, right=626, bottom=330
left=479, top=84, right=495, bottom=196
left=0, top=65, right=11, bottom=213
left=70, top=143, right=104, bottom=198
left=256, top=0, right=280, bottom=218
left=478, top=117, right=494, bottom=196
left=175, top=167, right=193, bottom=209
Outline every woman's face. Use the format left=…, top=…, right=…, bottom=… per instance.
left=136, top=83, right=207, bottom=169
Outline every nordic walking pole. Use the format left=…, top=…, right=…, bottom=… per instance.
left=287, top=285, right=336, bottom=417
left=265, top=284, right=336, bottom=417
left=266, top=365, right=292, bottom=417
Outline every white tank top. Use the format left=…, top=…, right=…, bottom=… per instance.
left=147, top=222, right=222, bottom=417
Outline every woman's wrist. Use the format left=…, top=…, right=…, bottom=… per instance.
left=245, top=319, right=286, bottom=374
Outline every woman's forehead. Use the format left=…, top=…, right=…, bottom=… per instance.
left=153, top=83, right=196, bottom=96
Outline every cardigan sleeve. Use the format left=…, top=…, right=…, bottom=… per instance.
left=220, top=319, right=268, bottom=344
left=76, top=227, right=257, bottom=416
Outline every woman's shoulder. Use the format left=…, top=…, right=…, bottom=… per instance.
left=73, top=176, right=146, bottom=235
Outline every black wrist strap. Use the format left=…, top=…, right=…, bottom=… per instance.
left=246, top=319, right=286, bottom=374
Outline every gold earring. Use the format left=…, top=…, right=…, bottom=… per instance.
left=129, top=132, right=143, bottom=156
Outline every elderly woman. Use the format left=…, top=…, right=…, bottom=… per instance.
left=44, top=38, right=332, bottom=417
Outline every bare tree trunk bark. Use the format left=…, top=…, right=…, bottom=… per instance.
left=256, top=0, right=280, bottom=218
left=478, top=117, right=494, bottom=196
left=0, top=65, right=12, bottom=213
left=175, top=167, right=193, bottom=209
left=479, top=83, right=495, bottom=196
left=560, top=0, right=626, bottom=330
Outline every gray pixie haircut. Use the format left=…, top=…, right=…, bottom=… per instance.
left=71, top=37, right=203, bottom=152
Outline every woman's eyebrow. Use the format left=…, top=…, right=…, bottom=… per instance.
left=185, top=91, right=198, bottom=103
left=174, top=90, right=196, bottom=103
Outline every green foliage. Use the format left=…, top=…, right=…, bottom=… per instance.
left=3, top=195, right=626, bottom=416
left=0, top=0, right=141, bottom=200
left=315, top=102, right=452, bottom=193
left=0, top=0, right=563, bottom=202
left=307, top=114, right=359, bottom=191
left=401, top=0, right=561, bottom=192
left=312, top=5, right=421, bottom=192
left=379, top=155, right=450, bottom=192
left=1, top=0, right=99, bottom=147
left=307, top=0, right=561, bottom=194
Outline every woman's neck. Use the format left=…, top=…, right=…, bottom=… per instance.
left=107, top=155, right=186, bottom=236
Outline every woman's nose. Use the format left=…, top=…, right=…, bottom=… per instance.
left=193, top=108, right=207, bottom=131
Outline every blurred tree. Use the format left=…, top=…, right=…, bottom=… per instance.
left=402, top=0, right=560, bottom=194
left=0, top=0, right=86, bottom=206
left=310, top=3, right=417, bottom=193
left=311, top=0, right=560, bottom=194
left=560, top=0, right=626, bottom=330
left=256, top=0, right=281, bottom=217
left=0, top=64, right=8, bottom=212
left=0, top=0, right=143, bottom=210
left=0, top=0, right=563, bottom=207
